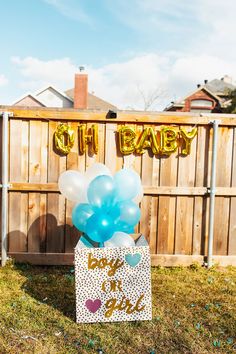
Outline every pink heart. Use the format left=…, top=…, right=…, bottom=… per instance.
left=85, top=299, right=102, bottom=313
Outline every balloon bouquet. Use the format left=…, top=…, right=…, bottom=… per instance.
left=58, top=163, right=143, bottom=248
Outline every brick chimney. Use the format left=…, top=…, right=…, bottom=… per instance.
left=74, top=73, right=88, bottom=109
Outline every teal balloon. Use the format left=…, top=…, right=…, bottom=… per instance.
left=114, top=169, right=142, bottom=202
left=72, top=203, right=94, bottom=232
left=85, top=212, right=115, bottom=242
left=115, top=221, right=135, bottom=234
left=115, top=200, right=141, bottom=227
left=108, top=203, right=121, bottom=219
left=87, top=175, right=115, bottom=209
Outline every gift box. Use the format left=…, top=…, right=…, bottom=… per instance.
left=74, top=234, right=152, bottom=323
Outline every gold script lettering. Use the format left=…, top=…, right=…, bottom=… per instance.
left=104, top=294, right=146, bottom=318
left=101, top=280, right=123, bottom=293
left=87, top=253, right=124, bottom=276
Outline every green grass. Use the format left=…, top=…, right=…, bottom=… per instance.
left=0, top=262, right=235, bottom=354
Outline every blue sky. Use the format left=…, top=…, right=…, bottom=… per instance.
left=1, top=0, right=236, bottom=110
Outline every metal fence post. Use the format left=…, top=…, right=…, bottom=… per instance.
left=1, top=111, right=12, bottom=266
left=207, top=120, right=219, bottom=268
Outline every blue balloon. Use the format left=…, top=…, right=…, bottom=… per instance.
left=87, top=175, right=115, bottom=209
left=72, top=203, right=94, bottom=232
left=107, top=203, right=121, bottom=219
left=115, top=221, right=135, bottom=234
left=114, top=169, right=142, bottom=202
left=85, top=212, right=115, bottom=242
left=115, top=200, right=141, bottom=227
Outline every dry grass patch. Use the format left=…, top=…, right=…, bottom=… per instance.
left=0, top=262, right=235, bottom=353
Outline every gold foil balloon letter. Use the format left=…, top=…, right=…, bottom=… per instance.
left=118, top=126, right=136, bottom=155
left=54, top=123, right=75, bottom=155
left=78, top=124, right=99, bottom=154
left=160, top=127, right=178, bottom=155
left=135, top=127, right=159, bottom=155
left=180, top=127, right=197, bottom=155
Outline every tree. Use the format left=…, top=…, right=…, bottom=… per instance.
left=223, top=89, right=236, bottom=113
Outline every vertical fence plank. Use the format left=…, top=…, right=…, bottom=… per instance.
left=8, top=120, right=29, bottom=252
left=28, top=120, right=42, bottom=252
left=175, top=126, right=197, bottom=254
left=158, top=149, right=178, bottom=254
left=140, top=124, right=156, bottom=246
left=203, top=126, right=213, bottom=255
left=105, top=123, right=123, bottom=173
left=229, top=128, right=236, bottom=255
left=86, top=123, right=97, bottom=168
left=213, top=127, right=233, bottom=255
left=140, top=196, right=151, bottom=245
left=9, top=120, right=22, bottom=252
left=193, top=126, right=207, bottom=255
left=28, top=121, right=48, bottom=252
left=149, top=197, right=158, bottom=254
left=98, top=123, right=106, bottom=164
left=65, top=122, right=80, bottom=253
left=47, top=121, right=66, bottom=253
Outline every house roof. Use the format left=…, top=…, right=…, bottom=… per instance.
left=205, top=79, right=235, bottom=96
left=176, top=86, right=222, bottom=105
left=164, top=76, right=236, bottom=111
left=164, top=86, right=223, bottom=111
left=65, top=88, right=117, bottom=110
left=12, top=93, right=46, bottom=107
left=13, top=85, right=73, bottom=107
left=35, top=85, right=74, bottom=102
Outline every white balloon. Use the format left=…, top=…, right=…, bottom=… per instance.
left=114, top=168, right=142, bottom=202
left=85, top=163, right=112, bottom=184
left=105, top=232, right=135, bottom=248
left=133, top=185, right=144, bottom=204
left=58, top=170, right=87, bottom=202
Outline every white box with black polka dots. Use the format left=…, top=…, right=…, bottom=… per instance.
left=74, top=239, right=152, bottom=323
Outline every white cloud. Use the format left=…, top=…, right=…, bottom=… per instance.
left=11, top=56, right=77, bottom=90
left=0, top=74, right=8, bottom=87
left=87, top=54, right=170, bottom=110
left=11, top=54, right=171, bottom=110
left=169, top=54, right=236, bottom=97
left=11, top=53, right=236, bottom=111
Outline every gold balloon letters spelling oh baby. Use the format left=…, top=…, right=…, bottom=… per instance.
left=54, top=123, right=197, bottom=156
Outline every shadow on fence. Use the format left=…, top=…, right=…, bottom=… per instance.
left=8, top=214, right=81, bottom=254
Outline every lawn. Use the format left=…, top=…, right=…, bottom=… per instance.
left=0, top=262, right=235, bottom=354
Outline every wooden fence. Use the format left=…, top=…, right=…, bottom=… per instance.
left=1, top=106, right=236, bottom=266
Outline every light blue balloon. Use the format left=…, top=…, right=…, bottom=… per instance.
left=72, top=203, right=94, bottom=232
left=105, top=232, right=135, bottom=248
left=115, top=200, right=141, bottom=227
left=87, top=175, right=115, bottom=209
left=85, top=212, right=115, bottom=243
left=114, top=169, right=142, bottom=202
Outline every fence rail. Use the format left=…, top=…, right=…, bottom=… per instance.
left=0, top=106, right=236, bottom=266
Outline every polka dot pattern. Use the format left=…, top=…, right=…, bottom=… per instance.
left=74, top=245, right=152, bottom=323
